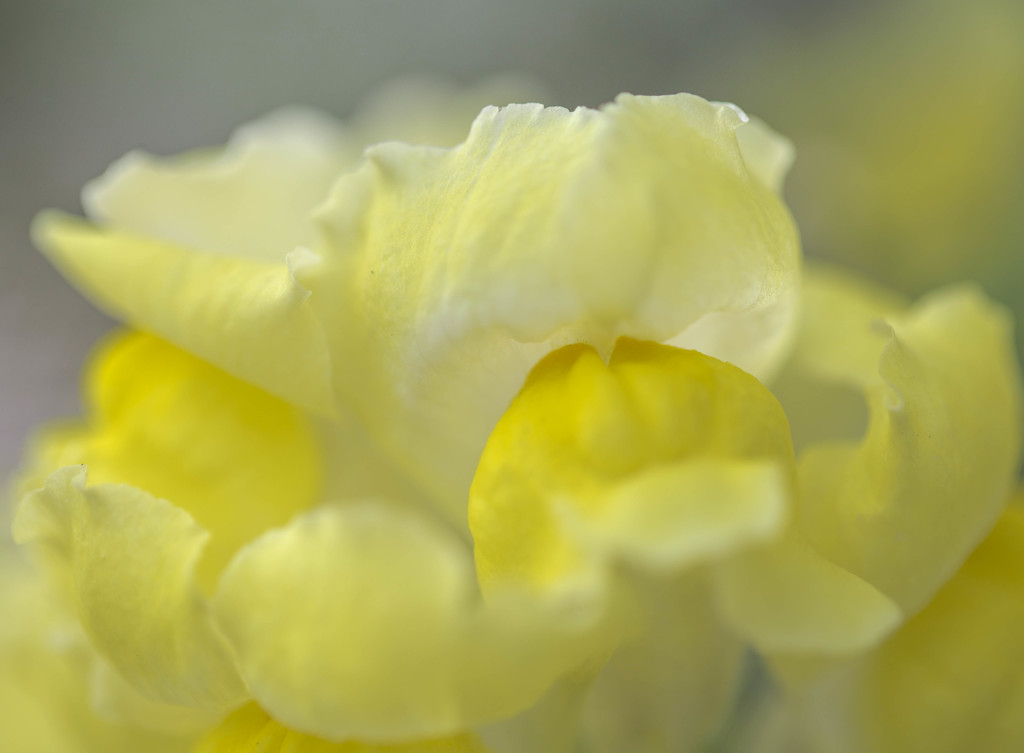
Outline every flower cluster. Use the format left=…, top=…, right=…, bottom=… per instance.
left=3, top=82, right=1022, bottom=753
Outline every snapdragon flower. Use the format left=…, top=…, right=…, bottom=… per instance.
left=5, top=82, right=1021, bottom=753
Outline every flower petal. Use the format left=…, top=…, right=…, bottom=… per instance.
left=0, top=547, right=192, bottom=753
left=16, top=330, right=322, bottom=591
left=469, top=340, right=794, bottom=592
left=194, top=704, right=492, bottom=753
left=305, top=92, right=799, bottom=523
left=715, top=270, right=1020, bottom=656
left=213, top=503, right=614, bottom=743
left=33, top=213, right=334, bottom=414
left=801, top=503, right=1024, bottom=753
left=83, top=108, right=353, bottom=262
left=13, top=467, right=246, bottom=713
left=796, top=277, right=1022, bottom=614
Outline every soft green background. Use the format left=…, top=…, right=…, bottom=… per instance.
left=2, top=0, right=1022, bottom=476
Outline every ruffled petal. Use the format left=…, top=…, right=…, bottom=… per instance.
left=31, top=109, right=350, bottom=415
left=796, top=274, right=1022, bottom=615
left=305, top=92, right=799, bottom=522
left=16, top=330, right=322, bottom=591
left=13, top=467, right=246, bottom=713
left=82, top=109, right=353, bottom=262
left=717, top=269, right=1021, bottom=656
left=213, top=503, right=614, bottom=744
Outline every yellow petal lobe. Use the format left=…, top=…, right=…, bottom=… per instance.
left=469, top=339, right=794, bottom=591
left=12, top=467, right=246, bottom=713
left=194, top=704, right=489, bottom=753
left=214, top=503, right=611, bottom=743
left=16, top=330, right=322, bottom=592
left=802, top=503, right=1024, bottom=753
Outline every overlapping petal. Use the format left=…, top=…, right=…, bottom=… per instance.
left=12, top=467, right=246, bottom=713
left=0, top=547, right=191, bottom=753
left=717, top=268, right=1022, bottom=657
left=305, top=93, right=800, bottom=522
left=798, top=502, right=1024, bottom=753
left=16, top=330, right=322, bottom=591
left=213, top=503, right=615, bottom=744
left=469, top=339, right=793, bottom=590
left=467, top=339, right=795, bottom=750
left=32, top=108, right=349, bottom=413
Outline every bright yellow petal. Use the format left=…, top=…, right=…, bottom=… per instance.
left=0, top=546, right=192, bottom=753
left=32, top=213, right=334, bottom=414
left=213, top=503, right=614, bottom=743
left=797, top=275, right=1022, bottom=614
left=193, top=704, right=491, bottom=753
left=469, top=339, right=793, bottom=592
left=16, top=330, right=322, bottom=591
left=801, top=503, right=1024, bottom=753
left=13, top=467, right=246, bottom=713
left=305, top=92, right=799, bottom=524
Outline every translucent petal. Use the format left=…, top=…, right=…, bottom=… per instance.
left=33, top=213, right=334, bottom=414
left=213, top=503, right=614, bottom=743
left=802, top=504, right=1024, bottom=753
left=193, top=704, right=491, bottom=753
left=0, top=547, right=192, bottom=753
left=83, top=108, right=354, bottom=263
left=16, top=330, right=322, bottom=592
left=797, top=277, right=1022, bottom=614
left=305, top=93, right=799, bottom=523
left=469, top=340, right=794, bottom=592
left=13, top=467, right=246, bottom=713
left=717, top=270, right=1021, bottom=654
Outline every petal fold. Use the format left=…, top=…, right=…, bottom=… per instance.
left=33, top=213, right=334, bottom=414
left=13, top=467, right=246, bottom=713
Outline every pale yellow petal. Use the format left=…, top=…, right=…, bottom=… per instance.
left=0, top=546, right=193, bottom=753
left=713, top=529, right=901, bottom=655
left=800, top=504, right=1024, bottom=753
left=717, top=270, right=1021, bottom=656
left=83, top=108, right=353, bottom=262
left=305, top=92, right=799, bottom=523
left=13, top=467, right=246, bottom=713
left=213, top=503, right=613, bottom=743
left=193, top=704, right=491, bottom=753
left=797, top=279, right=1022, bottom=614
left=32, top=213, right=334, bottom=415
left=16, top=330, right=322, bottom=591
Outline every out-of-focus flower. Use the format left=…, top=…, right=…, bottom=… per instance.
left=711, top=0, right=1024, bottom=303
left=8, top=79, right=1023, bottom=753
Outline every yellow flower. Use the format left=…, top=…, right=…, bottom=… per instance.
left=10, top=80, right=1023, bottom=753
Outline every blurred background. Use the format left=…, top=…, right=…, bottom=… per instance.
left=2, top=0, right=1023, bottom=476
